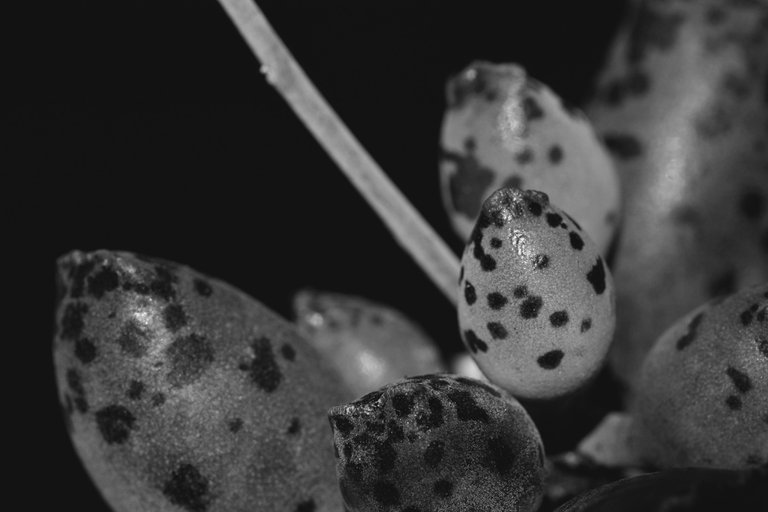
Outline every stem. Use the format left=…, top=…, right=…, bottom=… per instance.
left=215, top=0, right=460, bottom=305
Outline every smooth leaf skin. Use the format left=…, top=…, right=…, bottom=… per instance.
left=587, top=0, right=768, bottom=389
left=555, top=467, right=768, bottom=512
left=293, top=290, right=446, bottom=400
left=53, top=250, right=348, bottom=512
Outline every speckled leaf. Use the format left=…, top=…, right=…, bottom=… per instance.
left=458, top=188, right=615, bottom=399
left=53, top=250, right=348, bottom=512
left=329, top=374, right=545, bottom=512
left=630, top=283, right=768, bottom=469
left=587, top=0, right=768, bottom=389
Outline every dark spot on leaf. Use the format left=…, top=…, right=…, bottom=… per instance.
left=162, top=463, right=211, bottom=512
left=480, top=254, right=497, bottom=271
left=726, top=367, right=752, bottom=394
left=523, top=96, right=544, bottom=120
left=116, top=320, right=149, bottom=358
left=288, top=417, right=301, bottom=435
left=725, top=395, right=742, bottom=411
left=391, top=393, right=415, bottom=417
left=569, top=232, right=585, bottom=250
left=741, top=309, right=755, bottom=326
left=587, top=257, right=607, bottom=295
left=581, top=318, right=592, bottom=333
left=61, top=302, right=88, bottom=341
left=676, top=312, right=705, bottom=350
left=74, top=337, right=97, bottom=364
left=374, top=441, right=398, bottom=473
left=87, top=266, right=120, bottom=299
left=295, top=500, right=316, bottom=512
left=470, top=212, right=498, bottom=272
left=127, top=380, right=145, bottom=400
left=487, top=322, right=508, bottom=339
left=527, top=199, right=543, bottom=216
left=416, top=396, right=445, bottom=431
left=434, top=479, right=453, bottom=498
left=238, top=336, right=281, bottom=392
left=482, top=435, right=515, bottom=475
left=549, top=311, right=569, bottom=327
left=95, top=405, right=136, bottom=445
left=166, top=333, right=215, bottom=388
left=281, top=343, right=296, bottom=361
left=447, top=390, right=489, bottom=423
left=513, top=285, right=528, bottom=298
left=163, top=304, right=188, bottom=333
left=487, top=292, right=508, bottom=310
left=464, top=281, right=477, bottom=305
left=193, top=278, right=213, bottom=297
left=149, top=265, right=178, bottom=301
left=464, top=329, right=489, bottom=354
left=548, top=145, right=563, bottom=164
left=68, top=259, right=95, bottom=298
left=757, top=336, right=768, bottom=359
left=388, top=420, right=405, bottom=442
left=626, top=4, right=684, bottom=63
left=520, top=296, right=543, bottom=319
left=538, top=350, right=564, bottom=369
left=66, top=368, right=88, bottom=413
left=515, top=147, right=534, bottom=164
left=424, top=441, right=444, bottom=468
left=547, top=213, right=563, bottom=228
left=228, top=418, right=243, bottom=433
left=331, top=415, right=353, bottom=438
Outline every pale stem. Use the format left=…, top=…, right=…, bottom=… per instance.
left=215, top=0, right=460, bottom=305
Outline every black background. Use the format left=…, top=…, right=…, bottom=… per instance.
left=11, top=0, right=628, bottom=509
